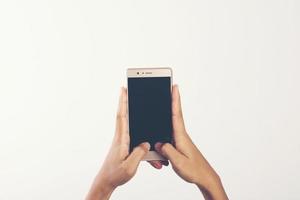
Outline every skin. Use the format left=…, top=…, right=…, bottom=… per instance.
left=86, top=85, right=228, bottom=200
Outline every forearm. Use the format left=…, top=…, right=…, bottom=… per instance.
left=196, top=175, right=228, bottom=200
left=86, top=190, right=113, bottom=200
left=86, top=174, right=115, bottom=200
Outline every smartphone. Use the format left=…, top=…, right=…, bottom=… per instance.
left=127, top=68, right=173, bottom=161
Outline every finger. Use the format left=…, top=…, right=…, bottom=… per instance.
left=155, top=142, right=185, bottom=167
left=114, top=87, right=129, bottom=144
left=148, top=160, right=169, bottom=169
left=148, top=161, right=163, bottom=169
left=124, top=142, right=150, bottom=169
left=172, top=85, right=187, bottom=139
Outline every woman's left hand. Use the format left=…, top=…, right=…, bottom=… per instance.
left=86, top=87, right=151, bottom=200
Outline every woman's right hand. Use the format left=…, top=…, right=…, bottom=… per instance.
left=155, top=85, right=228, bottom=200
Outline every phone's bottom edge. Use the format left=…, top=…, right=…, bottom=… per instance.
left=142, top=151, right=167, bottom=161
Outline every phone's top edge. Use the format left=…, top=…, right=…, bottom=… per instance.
left=127, top=67, right=172, bottom=71
left=127, top=67, right=172, bottom=77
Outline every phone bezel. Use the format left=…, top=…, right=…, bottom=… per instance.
left=126, top=67, right=173, bottom=161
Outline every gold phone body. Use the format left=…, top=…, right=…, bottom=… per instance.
left=127, top=68, right=173, bottom=161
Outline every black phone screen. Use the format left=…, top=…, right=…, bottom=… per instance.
left=128, top=77, right=172, bottom=151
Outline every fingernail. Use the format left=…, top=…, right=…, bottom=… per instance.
left=155, top=163, right=162, bottom=169
left=155, top=142, right=163, bottom=151
left=144, top=142, right=151, bottom=150
left=153, top=163, right=159, bottom=168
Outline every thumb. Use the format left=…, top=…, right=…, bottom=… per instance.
left=155, top=142, right=185, bottom=167
left=124, top=142, right=150, bottom=169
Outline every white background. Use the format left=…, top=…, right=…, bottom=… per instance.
left=0, top=0, right=299, bottom=199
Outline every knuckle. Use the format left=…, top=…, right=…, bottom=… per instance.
left=133, top=147, right=143, bottom=155
left=120, top=164, right=131, bottom=175
left=116, top=111, right=126, bottom=120
left=120, top=162, right=136, bottom=177
left=174, top=158, right=185, bottom=169
left=138, top=148, right=146, bottom=156
left=120, top=163, right=128, bottom=171
left=135, top=143, right=149, bottom=155
left=124, top=167, right=134, bottom=176
left=139, top=145, right=148, bottom=153
left=116, top=113, right=122, bottom=120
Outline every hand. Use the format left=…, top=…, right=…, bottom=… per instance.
left=86, top=87, right=150, bottom=200
left=154, top=85, right=228, bottom=200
